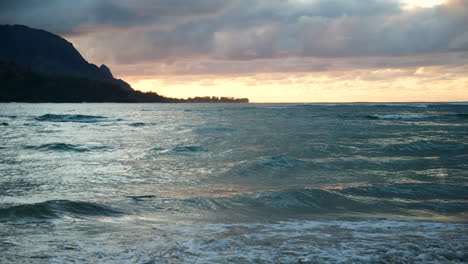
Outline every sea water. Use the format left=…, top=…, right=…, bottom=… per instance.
left=0, top=103, right=467, bottom=263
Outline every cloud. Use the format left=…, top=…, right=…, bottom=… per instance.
left=1, top=0, right=467, bottom=73
left=0, top=0, right=227, bottom=35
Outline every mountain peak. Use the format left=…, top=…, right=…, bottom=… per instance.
left=99, top=64, right=113, bottom=79
left=0, top=24, right=128, bottom=90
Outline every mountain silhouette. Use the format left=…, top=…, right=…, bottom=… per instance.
left=0, top=24, right=131, bottom=91
left=0, top=24, right=248, bottom=103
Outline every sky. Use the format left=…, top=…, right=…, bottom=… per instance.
left=1, top=0, right=467, bottom=102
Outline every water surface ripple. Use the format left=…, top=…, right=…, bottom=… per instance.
left=1, top=103, right=467, bottom=263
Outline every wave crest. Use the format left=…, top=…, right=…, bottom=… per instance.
left=380, top=140, right=466, bottom=156
left=0, top=200, right=123, bottom=220
left=23, top=143, right=110, bottom=152
left=35, top=114, right=111, bottom=123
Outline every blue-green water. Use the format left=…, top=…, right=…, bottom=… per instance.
left=0, top=103, right=467, bottom=263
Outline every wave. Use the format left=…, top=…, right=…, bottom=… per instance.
left=338, top=183, right=468, bottom=200
left=261, top=106, right=290, bottom=110
left=0, top=200, right=123, bottom=220
left=34, top=114, right=113, bottom=123
left=292, top=103, right=338, bottom=107
left=432, top=102, right=468, bottom=106
left=149, top=146, right=206, bottom=155
left=23, top=143, right=110, bottom=152
left=129, top=122, right=147, bottom=127
left=172, top=146, right=205, bottom=153
left=454, top=113, right=468, bottom=118
left=367, top=113, right=468, bottom=120
left=366, top=114, right=435, bottom=120
left=193, top=127, right=236, bottom=133
left=126, top=195, right=157, bottom=200
left=380, top=140, right=466, bottom=156
left=181, top=188, right=366, bottom=213
left=225, top=156, right=307, bottom=177
left=369, top=103, right=428, bottom=108
left=291, top=103, right=428, bottom=108
left=255, top=156, right=305, bottom=168
left=0, top=122, right=8, bottom=126
left=174, top=185, right=467, bottom=216
left=0, top=115, right=17, bottom=118
left=134, top=219, right=466, bottom=264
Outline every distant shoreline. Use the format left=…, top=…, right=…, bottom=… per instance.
left=0, top=60, right=248, bottom=104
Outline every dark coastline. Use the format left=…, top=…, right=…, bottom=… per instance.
left=0, top=60, right=248, bottom=103
left=0, top=25, right=248, bottom=104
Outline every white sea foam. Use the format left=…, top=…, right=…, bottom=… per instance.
left=164, top=220, right=467, bottom=263
left=33, top=219, right=465, bottom=264
left=0, top=218, right=437, bottom=264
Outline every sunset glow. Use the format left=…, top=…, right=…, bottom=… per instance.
left=4, top=0, right=466, bottom=102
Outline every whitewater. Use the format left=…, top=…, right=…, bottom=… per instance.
left=0, top=103, right=467, bottom=263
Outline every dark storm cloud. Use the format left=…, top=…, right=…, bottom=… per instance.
left=0, top=0, right=227, bottom=35
left=1, top=0, right=467, bottom=69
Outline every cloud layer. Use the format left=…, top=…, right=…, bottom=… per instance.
left=1, top=0, right=467, bottom=101
left=2, top=0, right=467, bottom=64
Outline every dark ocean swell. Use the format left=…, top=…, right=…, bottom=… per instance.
left=34, top=114, right=112, bottom=123
left=0, top=200, right=123, bottom=221
left=129, top=185, right=468, bottom=218
left=23, top=143, right=110, bottom=152
left=172, top=189, right=373, bottom=214
left=379, top=140, right=467, bottom=157
left=366, top=113, right=468, bottom=120
left=226, top=156, right=307, bottom=177
left=338, top=183, right=468, bottom=200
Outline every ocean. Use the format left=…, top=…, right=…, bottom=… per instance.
left=0, top=103, right=467, bottom=263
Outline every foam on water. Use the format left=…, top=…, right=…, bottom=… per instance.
left=2, top=219, right=464, bottom=264
left=1, top=102, right=467, bottom=264
left=157, top=220, right=466, bottom=264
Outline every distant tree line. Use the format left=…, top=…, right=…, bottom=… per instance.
left=186, top=96, right=249, bottom=103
